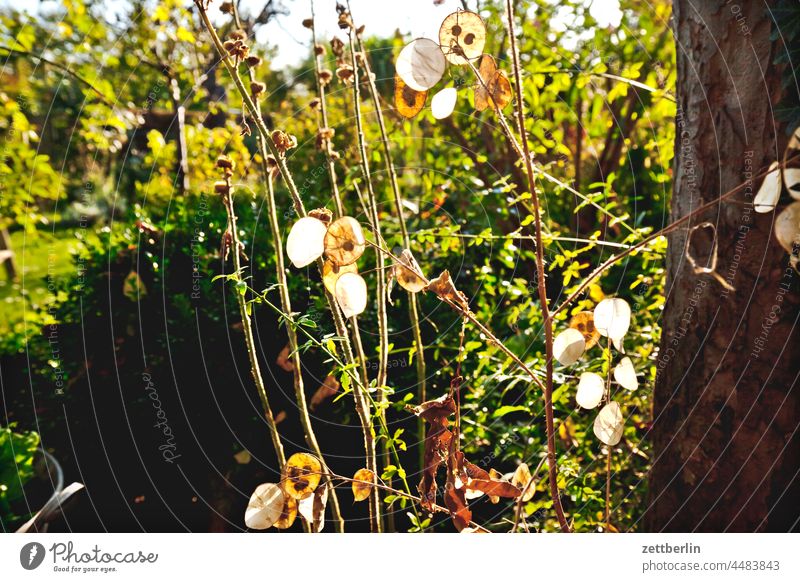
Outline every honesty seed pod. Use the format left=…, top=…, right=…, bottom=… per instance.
left=244, top=483, right=284, bottom=530
left=576, top=372, right=605, bottom=409
left=324, top=216, right=365, bottom=266
left=283, top=453, right=323, bottom=500
left=393, top=249, right=427, bottom=293
left=286, top=216, right=327, bottom=268
left=553, top=328, right=586, bottom=366
left=594, top=297, right=631, bottom=352
left=613, top=356, right=638, bottom=391
left=439, top=11, right=486, bottom=65
left=322, top=259, right=358, bottom=294
left=594, top=402, right=624, bottom=446
left=431, top=87, right=458, bottom=119
left=395, top=38, right=446, bottom=92
left=335, top=272, right=368, bottom=318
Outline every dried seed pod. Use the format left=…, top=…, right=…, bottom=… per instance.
left=784, top=168, right=800, bottom=200
left=594, top=402, right=624, bottom=446
left=250, top=81, right=265, bottom=97
left=302, top=18, right=313, bottom=29
left=335, top=272, right=368, bottom=318
left=352, top=468, right=374, bottom=502
left=439, top=11, right=486, bottom=65
left=553, top=328, right=586, bottom=366
left=473, top=55, right=513, bottom=111
left=272, top=494, right=298, bottom=529
left=271, top=130, right=297, bottom=155
left=594, top=297, right=631, bottom=352
left=298, top=482, right=328, bottom=532
left=286, top=216, right=327, bottom=268
left=283, top=453, right=323, bottom=500
left=431, top=87, right=458, bottom=119
left=219, top=1, right=234, bottom=15
left=308, top=207, right=332, bottom=226
left=393, top=249, right=427, bottom=292
left=229, top=30, right=246, bottom=41
left=576, top=372, right=605, bottom=410
left=511, top=462, right=535, bottom=503
left=309, top=97, right=321, bottom=110
left=569, top=311, right=601, bottom=349
left=330, top=37, right=345, bottom=57
left=322, top=259, right=358, bottom=294
left=336, top=64, right=355, bottom=84
left=395, top=38, right=446, bottom=91
left=613, top=356, right=638, bottom=391
left=324, top=216, right=365, bottom=266
left=319, top=69, right=333, bottom=86
left=245, top=55, right=262, bottom=68
left=394, top=75, right=427, bottom=119
left=214, top=180, right=229, bottom=195
left=314, top=43, right=325, bottom=56
left=244, top=483, right=284, bottom=530
left=216, top=155, right=234, bottom=170
left=775, top=201, right=800, bottom=257
left=754, top=161, right=781, bottom=213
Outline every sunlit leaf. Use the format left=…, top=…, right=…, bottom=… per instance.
left=351, top=468, right=375, bottom=502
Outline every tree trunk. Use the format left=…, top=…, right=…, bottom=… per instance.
left=646, top=0, right=800, bottom=532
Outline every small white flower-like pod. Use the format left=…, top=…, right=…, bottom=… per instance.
left=244, top=483, right=284, bottom=530
left=431, top=87, right=458, bottom=119
left=594, top=298, right=631, bottom=352
left=594, top=401, right=624, bottom=446
left=576, top=372, right=605, bottom=409
left=286, top=217, right=327, bottom=268
left=553, top=328, right=586, bottom=366
left=395, top=38, right=446, bottom=91
left=754, top=161, right=781, bottom=213
left=613, top=356, right=638, bottom=391
left=335, top=272, right=368, bottom=318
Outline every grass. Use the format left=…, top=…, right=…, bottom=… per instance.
left=0, top=228, right=84, bottom=334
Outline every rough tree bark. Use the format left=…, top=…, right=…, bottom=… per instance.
left=646, top=0, right=800, bottom=532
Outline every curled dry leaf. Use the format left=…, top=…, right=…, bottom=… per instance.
left=393, top=249, right=427, bottom=293
left=335, top=272, right=368, bottom=318
left=351, top=468, right=375, bottom=502
left=439, top=10, right=486, bottom=65
left=613, top=356, right=638, bottom=391
left=286, top=216, right=327, bottom=268
left=394, top=75, right=427, bottom=119
left=298, top=481, right=328, bottom=532
left=244, top=483, right=284, bottom=530
left=594, top=297, right=631, bottom=352
left=445, top=450, right=472, bottom=531
left=754, top=161, right=781, bottom=213
left=395, top=38, right=446, bottom=91
left=576, top=372, right=605, bottom=410
left=473, top=55, right=512, bottom=111
left=594, top=401, right=624, bottom=446
left=322, top=258, right=358, bottom=295
left=569, top=310, right=601, bottom=349
left=283, top=452, right=322, bottom=500
left=426, top=270, right=469, bottom=309
left=324, top=216, right=365, bottom=266
left=310, top=374, right=340, bottom=411
left=412, top=394, right=456, bottom=510
left=276, top=344, right=295, bottom=372
left=553, top=328, right=586, bottom=366
left=273, top=493, right=298, bottom=529
left=431, top=87, right=458, bottom=119
left=512, top=462, right=535, bottom=502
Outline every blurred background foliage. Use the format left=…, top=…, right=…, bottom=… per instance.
left=0, top=0, right=674, bottom=532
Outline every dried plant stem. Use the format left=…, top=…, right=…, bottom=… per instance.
left=346, top=28, right=391, bottom=532
left=220, top=179, right=286, bottom=471
left=349, top=7, right=428, bottom=472
left=227, top=2, right=345, bottom=533
left=197, top=0, right=376, bottom=532
left=309, top=1, right=344, bottom=217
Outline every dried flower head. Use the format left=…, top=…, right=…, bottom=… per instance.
left=330, top=37, right=345, bottom=58
left=229, top=30, right=246, bottom=41
left=319, top=69, right=333, bottom=86
left=216, top=155, right=235, bottom=177
left=302, top=18, right=314, bottom=29
left=250, top=81, right=266, bottom=97
left=224, top=37, right=249, bottom=60
left=245, top=55, right=262, bottom=68
left=219, top=1, right=234, bottom=15
left=316, top=127, right=335, bottom=151
left=214, top=180, right=229, bottom=195
left=309, top=98, right=321, bottom=110
left=271, top=130, right=297, bottom=155
left=314, top=44, right=325, bottom=56
left=308, top=207, right=333, bottom=226
left=336, top=65, right=355, bottom=84
left=265, top=155, right=280, bottom=179
left=356, top=24, right=365, bottom=36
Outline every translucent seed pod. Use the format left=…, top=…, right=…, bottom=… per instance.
left=395, top=38, right=446, bottom=91
left=553, top=328, right=586, bottom=366
left=244, top=483, right=284, bottom=530
left=594, top=402, right=624, bottom=446
left=393, top=249, right=427, bottom=293
left=431, top=87, right=458, bottom=119
left=322, top=259, right=358, bottom=294
left=335, top=272, right=368, bottom=318
left=594, top=298, right=631, bottom=351
left=286, top=216, right=327, bottom=268
left=613, top=356, right=638, bottom=391
left=324, top=216, right=366, bottom=266
left=576, top=372, right=605, bottom=409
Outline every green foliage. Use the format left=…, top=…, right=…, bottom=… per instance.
left=0, top=423, right=40, bottom=524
